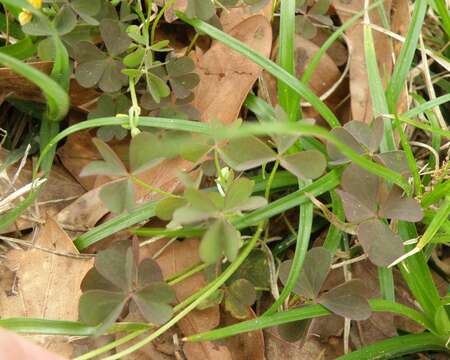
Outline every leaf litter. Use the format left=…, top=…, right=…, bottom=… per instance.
left=1, top=0, right=448, bottom=359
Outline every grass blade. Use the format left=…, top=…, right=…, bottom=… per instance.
left=363, top=11, right=395, bottom=150
left=264, top=199, right=313, bottom=315
left=0, top=52, right=69, bottom=123
left=0, top=318, right=150, bottom=336
left=398, top=222, right=442, bottom=319
left=336, top=332, right=447, bottom=360
left=277, top=0, right=299, bottom=121
left=386, top=0, right=428, bottom=109
left=185, top=299, right=434, bottom=342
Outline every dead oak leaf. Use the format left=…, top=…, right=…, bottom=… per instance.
left=194, top=15, right=272, bottom=124
left=0, top=217, right=93, bottom=320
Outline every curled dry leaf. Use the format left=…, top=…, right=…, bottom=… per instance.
left=332, top=0, right=393, bottom=122
left=194, top=15, right=272, bottom=124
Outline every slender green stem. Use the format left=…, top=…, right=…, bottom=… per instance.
left=131, top=176, right=182, bottom=199
left=264, top=160, right=280, bottom=200
left=166, top=262, right=207, bottom=286
left=150, top=0, right=176, bottom=44
left=74, top=330, right=147, bottom=360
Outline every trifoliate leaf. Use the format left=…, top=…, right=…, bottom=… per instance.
left=72, top=0, right=101, bottom=25
left=228, top=249, right=270, bottom=289
left=357, top=219, right=404, bottom=267
left=277, top=318, right=311, bottom=343
left=375, top=151, right=410, bottom=175
left=81, top=268, right=121, bottom=292
left=155, top=197, right=187, bottom=221
left=80, top=138, right=128, bottom=177
left=132, top=282, right=175, bottom=325
left=199, top=219, right=241, bottom=264
left=138, top=258, right=165, bottom=287
left=295, top=15, right=317, bottom=39
left=224, top=279, right=256, bottom=319
left=279, top=247, right=332, bottom=299
left=197, top=289, right=224, bottom=310
left=219, top=136, right=277, bottom=171
left=129, top=132, right=164, bottom=174
left=54, top=6, right=77, bottom=35
left=378, top=185, right=423, bottom=222
left=79, top=290, right=127, bottom=328
left=94, top=241, right=135, bottom=291
left=184, top=188, right=222, bottom=214
left=317, top=279, right=371, bottom=320
left=280, top=150, right=326, bottom=180
left=224, top=178, right=254, bottom=210
left=327, top=127, right=365, bottom=164
left=100, top=179, right=135, bottom=214
left=100, top=19, right=132, bottom=56
left=186, top=0, right=216, bottom=21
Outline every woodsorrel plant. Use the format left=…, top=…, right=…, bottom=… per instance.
left=0, top=1, right=449, bottom=359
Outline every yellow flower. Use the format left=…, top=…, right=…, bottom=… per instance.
left=28, top=0, right=42, bottom=9
left=18, top=10, right=32, bottom=25
left=18, top=0, right=42, bottom=26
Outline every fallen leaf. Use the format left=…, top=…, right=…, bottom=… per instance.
left=194, top=15, right=272, bottom=124
left=221, top=308, right=265, bottom=360
left=333, top=0, right=393, bottom=122
left=220, top=1, right=273, bottom=32
left=0, top=217, right=94, bottom=357
left=56, top=186, right=108, bottom=231
left=264, top=326, right=343, bottom=360
left=57, top=129, right=102, bottom=191
left=0, top=61, right=100, bottom=112
left=141, top=239, right=232, bottom=360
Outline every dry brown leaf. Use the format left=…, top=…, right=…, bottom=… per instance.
left=56, top=186, right=107, bottom=230
left=310, top=28, right=348, bottom=67
left=333, top=0, right=393, bottom=122
left=0, top=62, right=53, bottom=102
left=194, top=15, right=272, bottom=124
left=0, top=217, right=93, bottom=357
left=57, top=130, right=100, bottom=191
left=221, top=308, right=265, bottom=360
left=141, top=239, right=232, bottom=360
left=0, top=217, right=93, bottom=318
left=264, top=326, right=342, bottom=360
left=220, top=1, right=273, bottom=32
left=0, top=62, right=100, bottom=112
